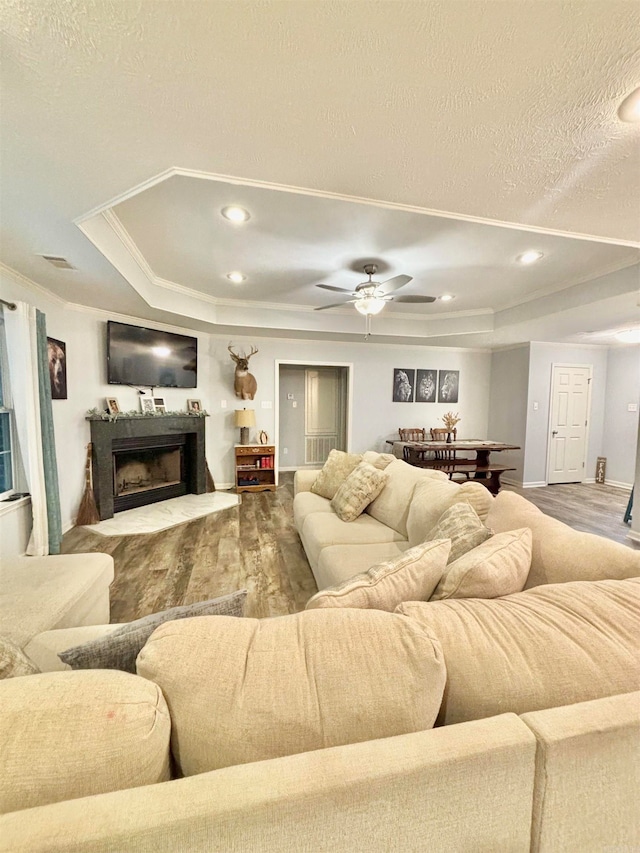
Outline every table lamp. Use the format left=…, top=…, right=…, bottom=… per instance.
left=234, top=408, right=256, bottom=445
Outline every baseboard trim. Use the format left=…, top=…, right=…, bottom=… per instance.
left=520, top=481, right=548, bottom=489
left=627, top=529, right=640, bottom=545
left=604, top=479, right=633, bottom=491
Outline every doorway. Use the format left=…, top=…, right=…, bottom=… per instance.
left=546, top=363, right=592, bottom=484
left=276, top=362, right=352, bottom=470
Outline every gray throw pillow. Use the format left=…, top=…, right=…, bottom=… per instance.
left=58, top=590, right=248, bottom=673
left=426, top=502, right=493, bottom=563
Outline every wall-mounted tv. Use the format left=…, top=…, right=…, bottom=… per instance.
left=107, top=321, right=197, bottom=389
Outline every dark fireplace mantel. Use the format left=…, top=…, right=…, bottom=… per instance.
left=88, top=415, right=206, bottom=520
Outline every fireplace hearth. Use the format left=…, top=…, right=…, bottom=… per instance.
left=88, top=415, right=206, bottom=520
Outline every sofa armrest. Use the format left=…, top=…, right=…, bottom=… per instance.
left=0, top=714, right=535, bottom=852
left=24, top=624, right=124, bottom=673
left=293, top=468, right=321, bottom=495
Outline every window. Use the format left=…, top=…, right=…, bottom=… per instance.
left=0, top=318, right=14, bottom=498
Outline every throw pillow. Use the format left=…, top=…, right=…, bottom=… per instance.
left=430, top=528, right=532, bottom=600
left=330, top=462, right=388, bottom=522
left=58, top=589, right=247, bottom=673
left=137, top=608, right=446, bottom=776
left=397, top=578, right=640, bottom=726
left=0, top=670, right=170, bottom=813
left=310, top=449, right=363, bottom=500
left=305, top=538, right=451, bottom=611
left=0, top=636, right=39, bottom=680
left=426, top=502, right=493, bottom=564
left=406, top=477, right=493, bottom=547
left=362, top=450, right=396, bottom=470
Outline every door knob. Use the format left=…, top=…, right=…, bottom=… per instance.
left=552, top=430, right=558, bottom=436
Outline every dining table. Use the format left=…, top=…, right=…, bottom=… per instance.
left=386, top=439, right=520, bottom=467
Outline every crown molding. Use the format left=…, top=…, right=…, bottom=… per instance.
left=0, top=262, right=67, bottom=305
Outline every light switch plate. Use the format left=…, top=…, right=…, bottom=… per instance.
left=220, top=400, right=227, bottom=408
left=261, top=401, right=272, bottom=409
left=292, top=401, right=297, bottom=408
left=628, top=403, right=638, bottom=412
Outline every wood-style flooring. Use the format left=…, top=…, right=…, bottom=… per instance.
left=61, top=474, right=636, bottom=623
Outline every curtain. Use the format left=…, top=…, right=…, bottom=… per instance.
left=3, top=302, right=61, bottom=555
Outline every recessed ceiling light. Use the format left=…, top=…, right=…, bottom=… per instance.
left=226, top=271, right=246, bottom=283
left=439, top=294, right=455, bottom=302
left=221, top=206, right=250, bottom=223
left=615, top=328, right=640, bottom=344
left=618, top=86, right=640, bottom=123
left=517, top=250, right=544, bottom=265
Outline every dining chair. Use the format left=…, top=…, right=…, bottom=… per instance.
left=429, top=428, right=468, bottom=480
left=398, top=428, right=426, bottom=442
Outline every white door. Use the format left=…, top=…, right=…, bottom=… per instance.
left=547, top=364, right=592, bottom=484
left=304, top=368, right=345, bottom=464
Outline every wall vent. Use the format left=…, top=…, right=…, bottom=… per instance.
left=39, top=255, right=76, bottom=270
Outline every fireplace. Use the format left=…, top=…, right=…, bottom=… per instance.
left=88, top=415, right=206, bottom=520
left=112, top=435, right=189, bottom=512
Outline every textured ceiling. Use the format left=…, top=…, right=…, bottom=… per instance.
left=1, top=0, right=639, bottom=346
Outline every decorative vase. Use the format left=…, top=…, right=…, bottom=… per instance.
left=446, top=432, right=452, bottom=443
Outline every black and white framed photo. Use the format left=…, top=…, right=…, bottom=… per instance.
left=392, top=368, right=415, bottom=403
left=153, top=397, right=167, bottom=413
left=140, top=397, right=156, bottom=413
left=47, top=337, right=67, bottom=400
left=438, top=370, right=460, bottom=403
left=415, top=369, right=437, bottom=402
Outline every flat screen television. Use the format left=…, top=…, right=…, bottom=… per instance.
left=107, top=321, right=197, bottom=388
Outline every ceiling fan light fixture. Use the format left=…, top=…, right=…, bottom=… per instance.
left=517, top=250, right=544, bottom=265
left=221, top=205, right=250, bottom=223
left=615, top=328, right=640, bottom=343
left=354, top=296, right=386, bottom=316
left=227, top=271, right=246, bottom=283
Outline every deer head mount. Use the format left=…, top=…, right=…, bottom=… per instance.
left=228, top=345, right=258, bottom=400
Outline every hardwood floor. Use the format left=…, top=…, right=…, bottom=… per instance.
left=61, top=474, right=636, bottom=623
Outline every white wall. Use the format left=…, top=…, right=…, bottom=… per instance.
left=487, top=346, right=530, bottom=484
left=601, top=347, right=640, bottom=488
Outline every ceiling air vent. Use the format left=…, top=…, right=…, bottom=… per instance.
left=40, top=255, right=76, bottom=270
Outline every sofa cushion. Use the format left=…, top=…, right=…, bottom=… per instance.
left=430, top=528, right=532, bottom=601
left=300, top=510, right=406, bottom=571
left=58, top=590, right=247, bottom=673
left=310, top=450, right=363, bottom=500
left=485, top=490, right=640, bottom=588
left=330, top=462, right=387, bottom=522
left=137, top=609, right=446, bottom=776
left=0, top=636, right=39, bottom=679
left=362, top=450, right=396, bottom=469
left=0, top=553, right=114, bottom=647
left=366, top=459, right=448, bottom=536
left=407, top=478, right=493, bottom=547
left=0, top=670, right=171, bottom=813
left=293, top=490, right=334, bottom=531
left=315, top=541, right=412, bottom=590
left=397, top=578, right=640, bottom=726
left=306, top=539, right=451, bottom=611
left=426, top=502, right=493, bottom=563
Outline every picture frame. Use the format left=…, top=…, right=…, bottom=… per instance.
left=153, top=397, right=166, bottom=414
left=415, top=369, right=437, bottom=403
left=47, top=337, right=67, bottom=400
left=106, top=397, right=120, bottom=415
left=438, top=370, right=460, bottom=403
left=187, top=399, right=202, bottom=413
left=140, top=397, right=156, bottom=413
left=392, top=368, right=415, bottom=403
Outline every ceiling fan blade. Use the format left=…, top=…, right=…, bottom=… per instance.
left=377, top=274, right=413, bottom=294
left=316, top=283, right=355, bottom=294
left=392, top=295, right=437, bottom=303
left=314, top=300, right=356, bottom=311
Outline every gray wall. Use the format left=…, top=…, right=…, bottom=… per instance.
left=278, top=366, right=307, bottom=468
left=602, top=347, right=640, bottom=487
left=487, top=346, right=530, bottom=484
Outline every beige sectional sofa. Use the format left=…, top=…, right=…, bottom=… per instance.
left=1, top=458, right=639, bottom=851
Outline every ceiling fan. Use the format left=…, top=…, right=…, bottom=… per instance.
left=314, top=264, right=436, bottom=317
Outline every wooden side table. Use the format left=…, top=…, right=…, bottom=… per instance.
left=235, top=444, right=277, bottom=493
